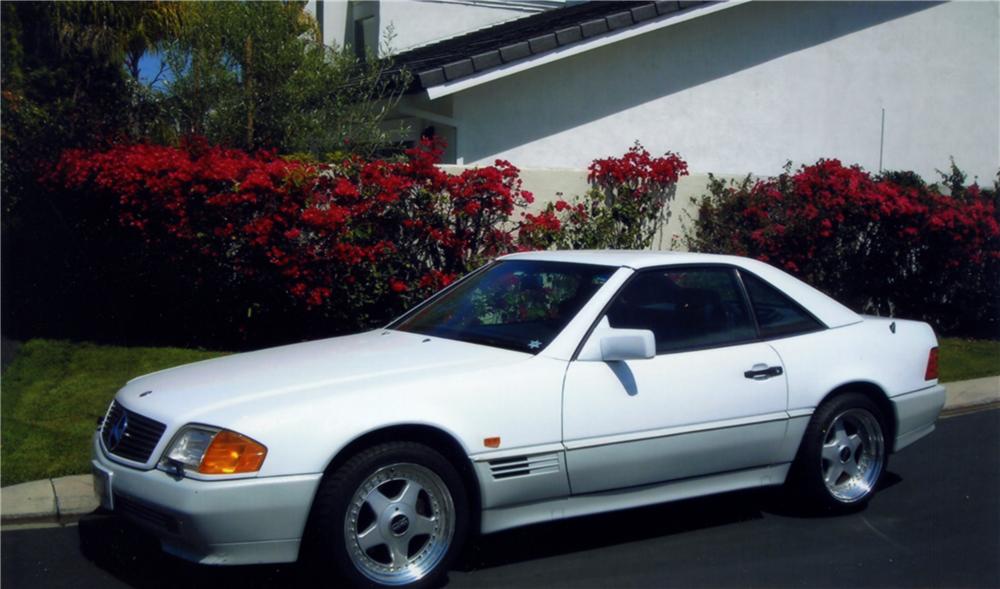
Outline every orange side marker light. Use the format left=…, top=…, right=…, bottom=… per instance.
left=483, top=436, right=501, bottom=448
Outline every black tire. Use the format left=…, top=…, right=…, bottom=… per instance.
left=788, top=392, right=889, bottom=513
left=304, top=442, right=469, bottom=589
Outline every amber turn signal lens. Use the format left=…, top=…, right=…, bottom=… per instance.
left=198, top=430, right=267, bottom=474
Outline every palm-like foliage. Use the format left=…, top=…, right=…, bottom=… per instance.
left=50, top=1, right=188, bottom=81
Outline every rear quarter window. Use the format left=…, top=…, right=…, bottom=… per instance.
left=741, top=271, right=824, bottom=338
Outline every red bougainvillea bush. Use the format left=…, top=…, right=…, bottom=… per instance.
left=46, top=138, right=555, bottom=332
left=683, top=160, right=1000, bottom=336
left=522, top=142, right=689, bottom=250
left=45, top=139, right=690, bottom=340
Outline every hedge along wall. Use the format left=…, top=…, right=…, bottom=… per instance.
left=31, top=139, right=999, bottom=347
left=441, top=165, right=710, bottom=251
left=453, top=160, right=999, bottom=339
left=502, top=160, right=998, bottom=333
left=36, top=139, right=687, bottom=348
left=682, top=160, right=999, bottom=338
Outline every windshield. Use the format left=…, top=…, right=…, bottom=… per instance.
left=391, top=260, right=616, bottom=354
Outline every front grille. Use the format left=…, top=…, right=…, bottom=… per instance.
left=114, top=493, right=180, bottom=533
left=101, top=401, right=167, bottom=463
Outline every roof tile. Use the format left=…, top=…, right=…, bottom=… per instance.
left=655, top=1, right=681, bottom=15
left=528, top=33, right=558, bottom=54
left=443, top=59, right=475, bottom=81
left=555, top=25, right=583, bottom=45
left=417, top=69, right=446, bottom=88
left=500, top=41, right=532, bottom=63
left=631, top=4, right=659, bottom=22
left=471, top=51, right=503, bottom=71
left=606, top=11, right=635, bottom=31
left=580, top=18, right=610, bottom=38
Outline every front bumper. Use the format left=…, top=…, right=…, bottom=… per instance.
left=891, top=384, right=947, bottom=452
left=91, top=433, right=322, bottom=565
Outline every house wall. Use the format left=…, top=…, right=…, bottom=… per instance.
left=377, top=1, right=561, bottom=53
left=305, top=0, right=350, bottom=48
left=306, top=0, right=562, bottom=54
left=448, top=1, right=1000, bottom=182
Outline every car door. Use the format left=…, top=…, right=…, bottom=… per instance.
left=562, top=266, right=789, bottom=494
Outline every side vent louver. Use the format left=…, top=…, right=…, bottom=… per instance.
left=488, top=453, right=560, bottom=480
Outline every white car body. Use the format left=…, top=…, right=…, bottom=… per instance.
left=92, top=251, right=945, bottom=568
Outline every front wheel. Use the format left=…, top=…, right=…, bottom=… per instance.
left=306, top=442, right=469, bottom=588
left=790, top=393, right=888, bottom=512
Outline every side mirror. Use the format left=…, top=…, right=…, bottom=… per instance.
left=579, top=325, right=656, bottom=362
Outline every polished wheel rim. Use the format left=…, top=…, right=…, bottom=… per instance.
left=821, top=409, right=885, bottom=503
left=345, top=463, right=455, bottom=585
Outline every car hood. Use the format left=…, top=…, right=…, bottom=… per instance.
left=116, top=329, right=529, bottom=425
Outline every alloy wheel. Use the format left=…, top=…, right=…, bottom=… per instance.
left=821, top=408, right=885, bottom=503
left=344, top=463, right=455, bottom=586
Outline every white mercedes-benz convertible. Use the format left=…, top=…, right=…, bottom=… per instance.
left=92, top=251, right=945, bottom=588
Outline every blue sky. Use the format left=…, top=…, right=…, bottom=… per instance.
left=137, top=52, right=172, bottom=91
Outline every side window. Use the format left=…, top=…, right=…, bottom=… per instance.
left=606, top=267, right=757, bottom=353
left=741, top=271, right=824, bottom=338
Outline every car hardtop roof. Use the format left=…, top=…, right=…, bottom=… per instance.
left=498, top=250, right=753, bottom=270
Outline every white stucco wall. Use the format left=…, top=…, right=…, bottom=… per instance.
left=378, top=0, right=560, bottom=53
left=447, top=1, right=1000, bottom=182
left=306, top=1, right=564, bottom=54
left=305, top=0, right=350, bottom=48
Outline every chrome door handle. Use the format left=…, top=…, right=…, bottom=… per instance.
left=744, top=365, right=783, bottom=380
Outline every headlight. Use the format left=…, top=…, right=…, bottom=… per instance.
left=160, top=426, right=267, bottom=475
left=164, top=427, right=217, bottom=468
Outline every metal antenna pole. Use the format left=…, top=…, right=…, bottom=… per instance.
left=879, top=108, right=885, bottom=173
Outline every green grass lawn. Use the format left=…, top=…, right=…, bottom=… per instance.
left=1, top=339, right=227, bottom=487
left=0, top=336, right=997, bottom=487
left=938, top=337, right=1000, bottom=383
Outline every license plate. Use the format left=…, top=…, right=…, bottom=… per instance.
left=92, top=464, right=114, bottom=510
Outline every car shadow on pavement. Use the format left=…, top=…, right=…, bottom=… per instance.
left=751, top=471, right=903, bottom=519
left=77, top=471, right=904, bottom=587
left=458, top=471, right=904, bottom=571
left=78, top=515, right=307, bottom=588
left=458, top=489, right=766, bottom=571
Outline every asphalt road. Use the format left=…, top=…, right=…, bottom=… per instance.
left=3, top=408, right=998, bottom=589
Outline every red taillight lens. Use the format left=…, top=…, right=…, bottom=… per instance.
left=925, top=347, right=939, bottom=380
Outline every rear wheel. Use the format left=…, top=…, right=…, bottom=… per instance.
left=790, top=393, right=888, bottom=512
left=306, top=442, right=469, bottom=588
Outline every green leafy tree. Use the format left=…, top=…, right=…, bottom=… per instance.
left=2, top=1, right=186, bottom=225
left=47, top=1, right=186, bottom=80
left=2, top=1, right=140, bottom=342
left=161, top=1, right=408, bottom=156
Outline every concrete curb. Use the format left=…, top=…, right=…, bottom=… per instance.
left=2, top=475, right=98, bottom=527
left=941, top=375, right=1000, bottom=415
left=2, top=376, right=998, bottom=527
